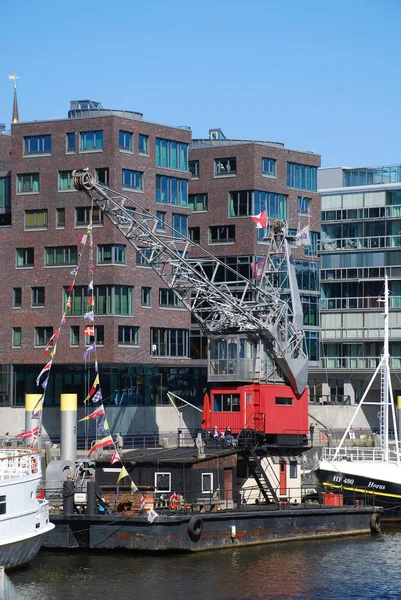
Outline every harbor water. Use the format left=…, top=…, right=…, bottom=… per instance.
left=9, top=530, right=401, bottom=600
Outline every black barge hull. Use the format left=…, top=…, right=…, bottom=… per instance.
left=45, top=506, right=378, bottom=552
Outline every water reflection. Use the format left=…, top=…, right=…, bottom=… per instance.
left=10, top=533, right=401, bottom=600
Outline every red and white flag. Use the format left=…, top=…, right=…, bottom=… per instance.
left=110, top=451, right=121, bottom=465
left=251, top=210, right=267, bottom=229
left=36, top=360, right=53, bottom=386
left=16, top=425, right=40, bottom=439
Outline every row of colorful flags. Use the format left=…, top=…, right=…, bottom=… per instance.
left=26, top=215, right=158, bottom=523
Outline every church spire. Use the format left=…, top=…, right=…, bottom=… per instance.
left=8, top=70, right=20, bottom=124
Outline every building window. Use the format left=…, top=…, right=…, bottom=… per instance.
left=151, top=328, right=189, bottom=357
left=97, top=244, right=126, bottom=265
left=188, top=193, right=208, bottom=211
left=213, top=394, right=240, bottom=412
left=24, top=135, right=51, bottom=155
left=189, top=227, right=200, bottom=244
left=122, top=169, right=143, bottom=191
left=287, top=163, right=317, bottom=191
left=65, top=286, right=133, bottom=316
left=58, top=171, right=75, bottom=191
left=75, top=207, right=103, bottom=226
left=136, top=248, right=158, bottom=267
left=215, top=157, right=236, bottom=176
left=156, top=211, right=166, bottom=230
left=0, top=176, right=10, bottom=209
left=253, top=191, right=288, bottom=228
left=12, top=327, right=21, bottom=348
left=159, top=289, right=184, bottom=308
left=305, top=330, right=319, bottom=361
left=45, top=246, right=77, bottom=266
left=118, top=326, right=139, bottom=345
left=95, top=168, right=109, bottom=186
left=155, top=472, right=171, bottom=493
left=304, top=231, right=319, bottom=257
left=156, top=175, right=188, bottom=206
left=301, top=295, right=319, bottom=326
left=275, top=397, right=293, bottom=405
left=86, top=325, right=104, bottom=346
left=209, top=225, right=235, bottom=243
left=141, top=287, right=151, bottom=306
left=262, top=158, right=276, bottom=177
left=156, top=138, right=188, bottom=170
left=138, top=134, right=149, bottom=155
left=16, top=248, right=34, bottom=268
left=298, top=196, right=311, bottom=215
left=13, top=288, right=22, bottom=308
left=189, top=160, right=200, bottom=178
left=80, top=130, right=103, bottom=152
left=17, top=173, right=39, bottom=194
left=31, top=287, right=45, bottom=307
left=202, top=473, right=213, bottom=494
left=66, top=133, right=75, bottom=153
left=190, top=330, right=208, bottom=360
left=172, top=213, right=188, bottom=238
left=70, top=326, right=79, bottom=347
left=119, top=130, right=133, bottom=152
left=290, top=461, right=297, bottom=479
left=25, top=209, right=48, bottom=230
left=35, top=327, right=53, bottom=347
left=229, top=191, right=253, bottom=217
left=56, top=208, right=65, bottom=229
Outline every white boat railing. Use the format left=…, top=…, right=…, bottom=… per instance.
left=0, top=449, right=40, bottom=478
left=321, top=446, right=400, bottom=463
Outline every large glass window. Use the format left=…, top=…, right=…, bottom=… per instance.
left=80, top=130, right=103, bottom=152
left=151, top=328, right=189, bottom=357
left=17, top=173, right=39, bottom=194
left=295, top=261, right=320, bottom=292
left=0, top=177, right=10, bottom=209
left=159, top=289, right=184, bottom=308
left=59, top=171, right=75, bottom=191
left=16, top=248, right=34, bottom=267
left=45, top=246, right=77, bottom=266
left=141, top=287, right=151, bottom=306
left=298, top=196, right=311, bottom=215
left=253, top=191, right=287, bottom=221
left=35, top=327, right=53, bottom=347
left=122, top=169, right=143, bottom=191
left=138, top=134, right=149, bottom=154
left=188, top=193, right=208, bottom=211
left=156, top=138, right=188, bottom=170
left=189, top=160, right=200, bottom=178
left=172, top=213, right=188, bottom=238
left=31, top=287, right=45, bottom=307
left=65, top=285, right=133, bottom=315
left=118, top=326, right=139, bottom=345
left=25, top=209, right=48, bottom=229
left=209, top=225, right=235, bottom=243
left=287, top=163, right=317, bottom=191
left=262, top=158, right=276, bottom=176
left=155, top=472, right=171, bottom=493
left=215, top=157, right=236, bottom=176
left=229, top=191, right=253, bottom=217
left=75, top=207, right=103, bottom=226
left=12, top=328, right=21, bottom=347
left=156, top=175, right=188, bottom=206
left=24, top=135, right=51, bottom=155
left=66, top=133, right=75, bottom=153
left=119, top=130, right=133, bottom=152
left=97, top=244, right=126, bottom=265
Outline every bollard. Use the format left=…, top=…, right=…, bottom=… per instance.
left=87, top=479, right=96, bottom=516
left=63, top=478, right=75, bottom=516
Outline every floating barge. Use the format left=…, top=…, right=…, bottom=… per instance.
left=43, top=444, right=381, bottom=552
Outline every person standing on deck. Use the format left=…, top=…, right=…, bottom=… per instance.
left=309, top=423, right=315, bottom=445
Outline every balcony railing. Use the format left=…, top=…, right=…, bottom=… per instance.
left=321, top=295, right=401, bottom=310
left=320, top=356, right=401, bottom=369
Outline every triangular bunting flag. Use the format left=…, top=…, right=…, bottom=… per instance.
left=87, top=435, right=113, bottom=457
left=117, top=466, right=129, bottom=483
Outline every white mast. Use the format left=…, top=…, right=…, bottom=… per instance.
left=381, top=275, right=389, bottom=460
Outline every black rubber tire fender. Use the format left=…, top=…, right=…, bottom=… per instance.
left=188, top=516, right=203, bottom=542
left=370, top=512, right=381, bottom=535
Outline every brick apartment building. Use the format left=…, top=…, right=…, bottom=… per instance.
left=0, top=105, right=321, bottom=437
left=188, top=129, right=321, bottom=368
left=0, top=101, right=208, bottom=435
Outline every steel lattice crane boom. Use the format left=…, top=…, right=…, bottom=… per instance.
left=72, top=169, right=307, bottom=396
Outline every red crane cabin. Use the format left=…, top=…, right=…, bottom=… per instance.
left=202, top=383, right=308, bottom=444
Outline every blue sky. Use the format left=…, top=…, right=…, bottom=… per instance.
left=1, top=0, right=400, bottom=167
